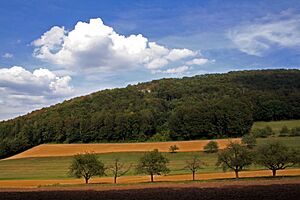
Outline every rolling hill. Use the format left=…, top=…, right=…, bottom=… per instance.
left=1, top=69, right=300, bottom=158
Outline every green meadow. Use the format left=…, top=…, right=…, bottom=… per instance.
left=252, top=120, right=300, bottom=133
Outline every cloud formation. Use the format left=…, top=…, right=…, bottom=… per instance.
left=0, top=66, right=73, bottom=96
left=228, top=13, right=300, bottom=56
left=186, top=58, right=209, bottom=65
left=32, top=18, right=207, bottom=73
left=160, top=65, right=190, bottom=74
left=0, top=66, right=73, bottom=120
left=2, top=53, right=13, bottom=58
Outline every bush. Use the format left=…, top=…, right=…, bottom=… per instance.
left=204, top=141, right=219, bottom=153
left=169, top=145, right=179, bottom=153
left=290, top=127, right=300, bottom=136
left=252, top=126, right=274, bottom=138
left=241, top=134, right=256, bottom=149
left=279, top=126, right=290, bottom=137
left=148, top=131, right=171, bottom=142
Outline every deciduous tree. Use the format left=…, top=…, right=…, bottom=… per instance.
left=184, top=155, right=205, bottom=181
left=255, top=141, right=300, bottom=176
left=216, top=143, right=253, bottom=178
left=69, top=152, right=105, bottom=184
left=136, top=149, right=170, bottom=182
left=108, top=158, right=131, bottom=184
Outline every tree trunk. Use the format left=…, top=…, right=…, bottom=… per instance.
left=235, top=170, right=239, bottom=179
left=151, top=174, right=154, bottom=182
left=114, top=176, right=117, bottom=184
left=192, top=171, right=195, bottom=181
left=272, top=169, right=277, bottom=177
left=85, top=177, right=89, bottom=184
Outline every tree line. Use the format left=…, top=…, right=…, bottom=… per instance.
left=1, top=69, right=300, bottom=158
left=70, top=140, right=300, bottom=184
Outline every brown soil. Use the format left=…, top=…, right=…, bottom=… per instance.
left=1, top=169, right=299, bottom=188
left=1, top=179, right=300, bottom=200
left=5, top=138, right=240, bottom=160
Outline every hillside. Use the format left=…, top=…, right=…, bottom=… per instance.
left=1, top=69, right=300, bottom=158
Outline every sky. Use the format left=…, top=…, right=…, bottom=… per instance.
left=0, top=0, right=300, bottom=121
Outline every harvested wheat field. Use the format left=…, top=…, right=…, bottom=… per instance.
left=1, top=169, right=299, bottom=188
left=5, top=138, right=240, bottom=160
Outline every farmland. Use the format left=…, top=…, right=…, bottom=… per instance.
left=0, top=120, right=300, bottom=188
left=1, top=136, right=300, bottom=182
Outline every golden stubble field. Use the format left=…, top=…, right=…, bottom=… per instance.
left=5, top=138, right=240, bottom=160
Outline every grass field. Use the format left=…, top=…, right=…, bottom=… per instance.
left=252, top=120, right=300, bottom=133
left=1, top=136, right=300, bottom=181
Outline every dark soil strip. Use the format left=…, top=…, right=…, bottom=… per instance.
left=1, top=184, right=300, bottom=200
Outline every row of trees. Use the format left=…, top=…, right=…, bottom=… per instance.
left=1, top=69, right=300, bottom=158
left=69, top=141, right=300, bottom=184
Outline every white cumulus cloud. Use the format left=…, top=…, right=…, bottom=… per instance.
left=0, top=66, right=74, bottom=121
left=0, top=66, right=73, bottom=95
left=32, top=18, right=206, bottom=73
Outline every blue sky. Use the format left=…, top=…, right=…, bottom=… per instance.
left=0, top=0, right=300, bottom=120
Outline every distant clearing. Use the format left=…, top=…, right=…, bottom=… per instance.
left=5, top=138, right=239, bottom=160
left=252, top=120, right=300, bottom=133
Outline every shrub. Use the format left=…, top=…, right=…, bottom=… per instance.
left=290, top=127, right=300, bottom=136
left=148, top=131, right=171, bottom=142
left=169, top=145, right=179, bottom=153
left=252, top=126, right=274, bottom=138
left=204, top=141, right=219, bottom=153
left=279, top=126, right=290, bottom=137
left=241, top=134, right=257, bottom=149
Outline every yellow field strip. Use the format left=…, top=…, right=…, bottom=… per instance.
left=5, top=138, right=240, bottom=160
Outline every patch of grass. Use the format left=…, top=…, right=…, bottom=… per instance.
left=257, top=136, right=300, bottom=150
left=252, top=120, right=300, bottom=133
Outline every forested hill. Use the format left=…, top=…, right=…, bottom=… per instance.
left=1, top=69, right=300, bottom=158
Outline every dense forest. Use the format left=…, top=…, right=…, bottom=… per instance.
left=1, top=69, right=300, bottom=158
